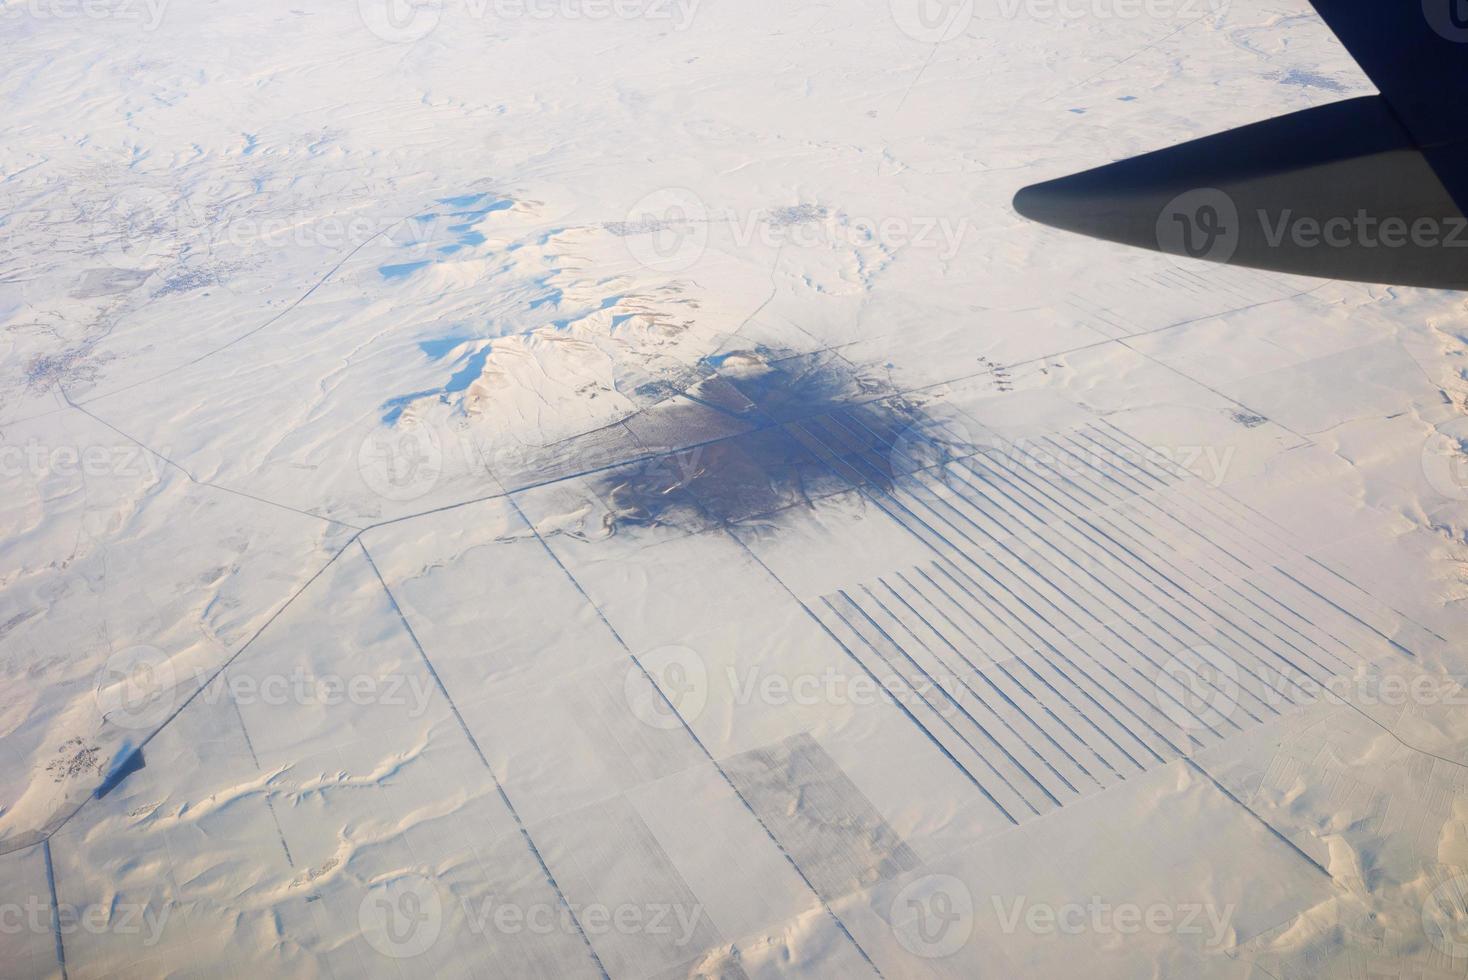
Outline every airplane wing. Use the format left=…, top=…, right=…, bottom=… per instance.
left=1014, top=1, right=1468, bottom=288
left=1308, top=0, right=1468, bottom=152
left=1310, top=0, right=1468, bottom=209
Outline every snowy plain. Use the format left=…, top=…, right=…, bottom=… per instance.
left=2, top=0, right=1468, bottom=976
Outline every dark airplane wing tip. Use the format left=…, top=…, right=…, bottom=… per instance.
left=1308, top=0, right=1468, bottom=153
left=1013, top=3, right=1468, bottom=288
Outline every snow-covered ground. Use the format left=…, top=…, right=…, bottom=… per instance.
left=2, top=0, right=1468, bottom=976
